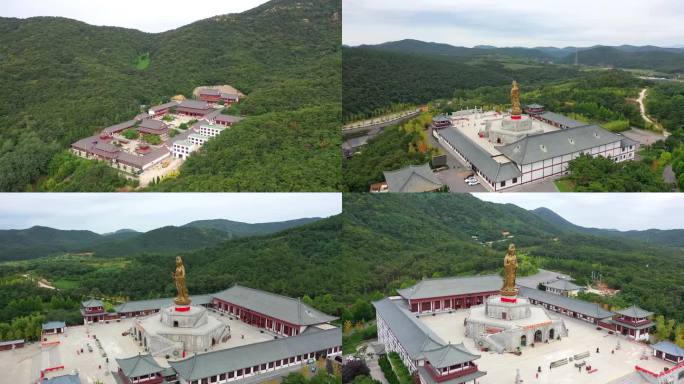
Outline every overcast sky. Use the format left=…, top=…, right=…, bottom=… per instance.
left=2, top=0, right=269, bottom=33
left=474, top=193, right=684, bottom=231
left=343, top=0, right=684, bottom=48
left=0, top=193, right=341, bottom=233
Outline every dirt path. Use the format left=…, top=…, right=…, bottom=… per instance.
left=637, top=88, right=668, bottom=136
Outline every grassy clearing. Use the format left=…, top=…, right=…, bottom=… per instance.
left=53, top=279, right=79, bottom=290
left=135, top=53, right=150, bottom=70
left=554, top=178, right=575, bottom=192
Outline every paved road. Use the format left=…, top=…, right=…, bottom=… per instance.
left=367, top=357, right=388, bottom=384
left=506, top=179, right=559, bottom=192
left=343, top=111, right=420, bottom=137
left=621, top=127, right=666, bottom=147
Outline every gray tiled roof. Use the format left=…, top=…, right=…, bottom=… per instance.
left=652, top=341, right=684, bottom=357
left=169, top=327, right=341, bottom=381
left=220, top=93, right=240, bottom=99
left=139, top=119, right=166, bottom=130
left=543, top=279, right=582, bottom=291
left=116, top=353, right=163, bottom=378
left=82, top=299, right=103, bottom=308
left=199, top=88, right=221, bottom=96
left=373, top=298, right=446, bottom=360
left=615, top=305, right=653, bottom=319
left=383, top=163, right=444, bottom=193
left=397, top=275, right=502, bottom=300
left=149, top=101, right=179, bottom=112
left=103, top=120, right=137, bottom=134
left=537, top=112, right=587, bottom=128
left=499, top=124, right=623, bottom=165
left=212, top=285, right=337, bottom=326
left=526, top=104, right=544, bottom=109
left=422, top=343, right=480, bottom=368
left=43, top=374, right=81, bottom=384
left=42, top=321, right=66, bottom=330
left=179, top=100, right=210, bottom=110
left=519, top=287, right=613, bottom=319
left=115, top=295, right=211, bottom=313
left=437, top=129, right=520, bottom=182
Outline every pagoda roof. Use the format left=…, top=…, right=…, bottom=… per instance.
left=42, top=321, right=66, bottom=330
left=179, top=100, right=210, bottom=110
left=82, top=298, right=103, bottom=308
left=423, top=343, right=480, bottom=368
left=116, top=353, right=163, bottom=378
left=397, top=275, right=502, bottom=301
left=383, top=163, right=444, bottom=193
left=615, top=305, right=653, bottom=319
left=652, top=341, right=684, bottom=357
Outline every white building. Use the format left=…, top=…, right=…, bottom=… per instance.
left=188, top=133, right=210, bottom=146
left=433, top=107, right=638, bottom=191
left=199, top=123, right=227, bottom=138
left=172, top=140, right=196, bottom=160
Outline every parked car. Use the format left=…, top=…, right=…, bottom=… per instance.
left=464, top=173, right=475, bottom=180
left=466, top=179, right=480, bottom=186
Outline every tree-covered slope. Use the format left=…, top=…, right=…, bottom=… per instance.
left=183, top=217, right=321, bottom=236
left=0, top=0, right=341, bottom=191
left=560, top=46, right=684, bottom=73
left=342, top=47, right=583, bottom=121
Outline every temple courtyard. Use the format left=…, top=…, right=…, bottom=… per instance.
left=0, top=310, right=276, bottom=384
left=420, top=310, right=673, bottom=384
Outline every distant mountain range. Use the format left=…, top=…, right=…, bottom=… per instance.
left=356, top=39, right=684, bottom=72
left=531, top=207, right=684, bottom=248
left=0, top=218, right=321, bottom=261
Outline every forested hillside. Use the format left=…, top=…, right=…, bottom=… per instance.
left=342, top=47, right=582, bottom=121
left=340, top=194, right=684, bottom=324
left=0, top=217, right=321, bottom=260
left=0, top=0, right=341, bottom=191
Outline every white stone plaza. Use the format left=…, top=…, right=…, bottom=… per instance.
left=0, top=312, right=277, bottom=384
left=421, top=311, right=674, bottom=384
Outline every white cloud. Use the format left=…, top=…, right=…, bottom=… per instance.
left=473, top=193, right=684, bottom=231
left=343, top=0, right=684, bottom=47
left=3, top=0, right=270, bottom=32
left=0, top=193, right=341, bottom=233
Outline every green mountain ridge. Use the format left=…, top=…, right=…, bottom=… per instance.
left=0, top=217, right=323, bottom=261
left=532, top=207, right=684, bottom=248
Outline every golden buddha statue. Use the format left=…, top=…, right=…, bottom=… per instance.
left=172, top=256, right=191, bottom=306
left=500, top=244, right=519, bottom=297
left=511, top=81, right=522, bottom=117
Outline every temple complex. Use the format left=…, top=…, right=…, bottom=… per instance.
left=371, top=244, right=670, bottom=384
left=431, top=81, right=638, bottom=191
